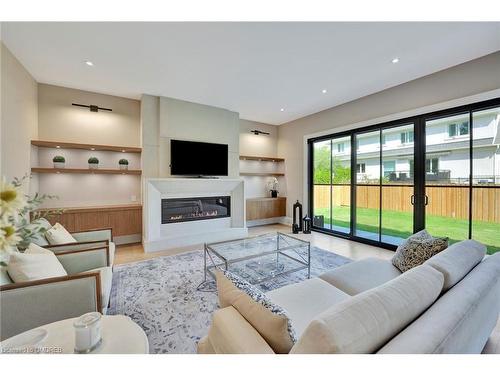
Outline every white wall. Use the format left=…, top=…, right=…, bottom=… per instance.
left=0, top=42, right=38, bottom=194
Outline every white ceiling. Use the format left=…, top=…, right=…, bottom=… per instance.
left=2, top=22, right=500, bottom=125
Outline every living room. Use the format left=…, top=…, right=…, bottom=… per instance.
left=1, top=1, right=500, bottom=373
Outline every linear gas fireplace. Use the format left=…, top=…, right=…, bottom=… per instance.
left=161, top=196, right=231, bottom=224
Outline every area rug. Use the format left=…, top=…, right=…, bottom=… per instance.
left=108, top=246, right=351, bottom=353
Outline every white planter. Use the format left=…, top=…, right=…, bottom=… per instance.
left=119, top=165, right=129, bottom=170
left=53, top=162, right=65, bottom=169
left=89, top=164, right=99, bottom=169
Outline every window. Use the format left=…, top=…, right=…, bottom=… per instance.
left=356, top=163, right=366, bottom=173
left=426, top=158, right=439, bottom=173
left=401, top=131, right=414, bottom=144
left=382, top=134, right=387, bottom=145
left=337, top=143, right=345, bottom=153
left=383, top=161, right=396, bottom=177
left=449, top=122, right=469, bottom=137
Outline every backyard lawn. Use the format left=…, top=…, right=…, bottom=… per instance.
left=314, top=206, right=499, bottom=254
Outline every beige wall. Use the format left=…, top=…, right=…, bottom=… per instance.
left=239, top=119, right=278, bottom=157
left=239, top=119, right=285, bottom=198
left=36, top=84, right=142, bottom=207
left=141, top=96, right=241, bottom=178
left=38, top=84, right=140, bottom=146
left=278, top=51, right=500, bottom=217
left=0, top=42, right=38, bottom=193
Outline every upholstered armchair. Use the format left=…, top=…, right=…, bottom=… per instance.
left=0, top=243, right=113, bottom=341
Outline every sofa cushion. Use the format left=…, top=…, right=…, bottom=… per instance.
left=290, top=264, right=444, bottom=354
left=379, top=253, right=500, bottom=354
left=392, top=229, right=448, bottom=272
left=319, top=258, right=401, bottom=295
left=7, top=246, right=68, bottom=283
left=45, top=223, right=77, bottom=245
left=81, top=266, right=112, bottom=310
left=216, top=270, right=296, bottom=353
left=424, top=239, right=486, bottom=292
left=266, top=278, right=349, bottom=336
left=28, top=218, right=52, bottom=247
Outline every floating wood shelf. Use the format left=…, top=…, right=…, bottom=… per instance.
left=240, top=172, right=285, bottom=177
left=240, top=155, right=285, bottom=162
left=31, top=167, right=142, bottom=175
left=31, top=140, right=142, bottom=153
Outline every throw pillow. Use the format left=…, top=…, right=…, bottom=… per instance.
left=215, top=269, right=297, bottom=353
left=392, top=230, right=448, bottom=273
left=7, top=246, right=67, bottom=283
left=44, top=222, right=77, bottom=245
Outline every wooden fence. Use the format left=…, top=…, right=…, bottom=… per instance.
left=313, top=184, right=500, bottom=223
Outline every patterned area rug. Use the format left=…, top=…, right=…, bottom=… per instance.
left=108, top=247, right=351, bottom=354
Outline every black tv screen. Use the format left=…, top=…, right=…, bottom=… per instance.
left=170, top=139, right=228, bottom=176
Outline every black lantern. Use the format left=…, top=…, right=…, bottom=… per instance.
left=292, top=200, right=303, bottom=233
left=303, top=215, right=311, bottom=234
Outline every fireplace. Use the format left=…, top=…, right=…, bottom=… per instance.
left=161, top=196, right=231, bottom=224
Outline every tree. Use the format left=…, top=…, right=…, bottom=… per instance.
left=313, top=145, right=351, bottom=184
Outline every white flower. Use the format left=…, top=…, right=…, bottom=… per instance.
left=0, top=225, right=21, bottom=252
left=0, top=177, right=27, bottom=217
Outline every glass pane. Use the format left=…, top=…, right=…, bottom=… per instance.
left=472, top=106, right=500, bottom=254
left=331, top=135, right=351, bottom=234
left=312, top=140, right=331, bottom=230
left=355, top=130, right=380, bottom=241
left=425, top=113, right=470, bottom=242
left=381, top=124, right=414, bottom=245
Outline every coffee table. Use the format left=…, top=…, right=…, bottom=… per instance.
left=199, top=232, right=310, bottom=289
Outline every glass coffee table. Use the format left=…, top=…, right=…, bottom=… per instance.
left=198, top=232, right=310, bottom=289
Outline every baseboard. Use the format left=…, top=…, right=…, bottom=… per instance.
left=246, top=216, right=292, bottom=227
left=114, top=234, right=142, bottom=245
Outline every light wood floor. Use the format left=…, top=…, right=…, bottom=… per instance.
left=115, top=224, right=394, bottom=265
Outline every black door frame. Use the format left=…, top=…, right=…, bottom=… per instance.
left=307, top=97, right=500, bottom=251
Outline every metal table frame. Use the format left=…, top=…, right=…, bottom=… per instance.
left=198, top=232, right=311, bottom=290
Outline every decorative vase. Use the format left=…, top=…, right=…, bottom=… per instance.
left=119, top=165, right=128, bottom=170
left=89, top=163, right=98, bottom=169
left=53, top=162, right=65, bottom=169
left=270, top=190, right=278, bottom=198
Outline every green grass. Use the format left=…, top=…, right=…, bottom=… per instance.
left=314, top=206, right=499, bottom=254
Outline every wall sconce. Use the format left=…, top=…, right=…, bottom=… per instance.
left=72, top=103, right=112, bottom=112
left=251, top=130, right=270, bottom=135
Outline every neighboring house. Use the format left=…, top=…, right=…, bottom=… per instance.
left=330, top=108, right=500, bottom=184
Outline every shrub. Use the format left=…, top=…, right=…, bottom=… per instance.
left=88, top=157, right=99, bottom=164
left=52, top=155, right=65, bottom=163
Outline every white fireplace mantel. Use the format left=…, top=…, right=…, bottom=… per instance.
left=143, top=178, right=247, bottom=252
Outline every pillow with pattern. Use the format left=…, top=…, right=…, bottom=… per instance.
left=215, top=269, right=297, bottom=353
left=392, top=230, right=448, bottom=273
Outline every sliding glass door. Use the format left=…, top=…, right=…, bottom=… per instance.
left=309, top=97, right=500, bottom=253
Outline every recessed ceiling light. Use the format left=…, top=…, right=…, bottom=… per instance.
left=56, top=145, right=60, bottom=148
left=85, top=61, right=94, bottom=66
left=122, top=150, right=126, bottom=153
left=322, top=89, right=327, bottom=94
left=90, top=148, right=95, bottom=151
left=280, top=108, right=285, bottom=112
left=392, top=58, right=400, bottom=64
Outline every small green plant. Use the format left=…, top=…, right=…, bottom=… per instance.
left=119, top=159, right=129, bottom=165
left=52, top=155, right=65, bottom=163
left=88, top=157, right=99, bottom=164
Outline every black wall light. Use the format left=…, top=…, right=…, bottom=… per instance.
left=251, top=129, right=270, bottom=135
left=72, top=103, right=112, bottom=112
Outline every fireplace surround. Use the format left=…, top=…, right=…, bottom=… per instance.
left=161, top=196, right=231, bottom=224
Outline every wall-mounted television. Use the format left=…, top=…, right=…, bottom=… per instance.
left=170, top=139, right=228, bottom=176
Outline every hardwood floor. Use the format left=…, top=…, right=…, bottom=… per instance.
left=114, top=223, right=394, bottom=265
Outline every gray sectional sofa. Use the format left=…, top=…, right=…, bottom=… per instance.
left=199, top=239, right=500, bottom=354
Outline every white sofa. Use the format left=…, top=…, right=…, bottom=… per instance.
left=198, top=239, right=500, bottom=354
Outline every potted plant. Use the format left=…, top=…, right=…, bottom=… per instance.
left=118, top=159, right=129, bottom=170
left=52, top=155, right=65, bottom=169
left=88, top=157, right=99, bottom=169
left=267, top=177, right=279, bottom=198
